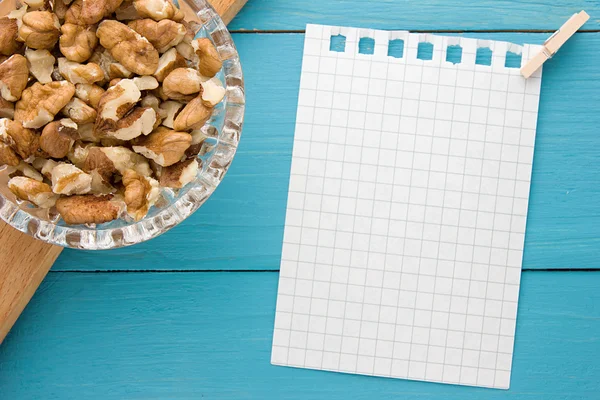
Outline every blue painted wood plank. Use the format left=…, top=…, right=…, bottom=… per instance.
left=0, top=271, right=599, bottom=398
left=229, top=0, right=600, bottom=31
left=54, top=32, right=600, bottom=271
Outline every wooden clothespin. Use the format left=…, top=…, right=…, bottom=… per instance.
left=520, top=10, right=589, bottom=78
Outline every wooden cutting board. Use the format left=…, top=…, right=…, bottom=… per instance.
left=0, top=0, right=247, bottom=345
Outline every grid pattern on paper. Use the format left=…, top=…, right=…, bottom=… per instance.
left=272, top=24, right=543, bottom=390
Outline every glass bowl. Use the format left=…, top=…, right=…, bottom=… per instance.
left=0, top=0, right=245, bottom=249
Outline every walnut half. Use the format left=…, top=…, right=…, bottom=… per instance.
left=0, top=17, right=21, bottom=56
left=159, top=158, right=198, bottom=188
left=15, top=81, right=75, bottom=129
left=56, top=194, right=123, bottom=225
left=128, top=18, right=186, bottom=53
left=132, top=126, right=191, bottom=167
left=59, top=23, right=99, bottom=63
left=96, top=20, right=159, bottom=76
left=122, top=168, right=160, bottom=220
left=0, top=55, right=29, bottom=102
left=19, top=11, right=61, bottom=50
left=8, top=176, right=59, bottom=208
left=40, top=118, right=79, bottom=158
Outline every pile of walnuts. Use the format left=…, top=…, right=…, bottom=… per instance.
left=0, top=0, right=226, bottom=225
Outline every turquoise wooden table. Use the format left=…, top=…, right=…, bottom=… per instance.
left=1, top=1, right=600, bottom=398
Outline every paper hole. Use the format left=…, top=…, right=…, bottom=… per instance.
left=446, top=45, right=462, bottom=64
left=358, top=37, right=375, bottom=55
left=505, top=51, right=522, bottom=68
left=330, top=34, right=346, bottom=52
left=475, top=47, right=493, bottom=66
left=417, top=42, right=433, bottom=60
left=387, top=39, right=404, bottom=58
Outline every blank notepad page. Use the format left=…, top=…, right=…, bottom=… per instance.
left=272, top=24, right=543, bottom=389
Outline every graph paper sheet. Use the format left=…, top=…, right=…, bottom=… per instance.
left=272, top=24, right=543, bottom=390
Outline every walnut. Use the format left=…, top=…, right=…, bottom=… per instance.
left=162, top=68, right=204, bottom=101
left=100, top=107, right=156, bottom=140
left=159, top=100, right=183, bottom=129
left=59, top=23, right=98, bottom=63
left=173, top=94, right=211, bottom=132
left=128, top=19, right=186, bottom=53
left=75, top=83, right=105, bottom=109
left=83, top=146, right=117, bottom=181
left=0, top=97, right=15, bottom=119
left=94, top=79, right=141, bottom=133
left=122, top=168, right=159, bottom=220
left=0, top=55, right=29, bottom=102
left=56, top=194, right=122, bottom=225
left=14, top=81, right=76, bottom=129
left=51, top=162, right=92, bottom=195
left=19, top=11, right=61, bottom=50
left=0, top=142, right=20, bottom=167
left=99, top=146, right=152, bottom=176
left=40, top=118, right=78, bottom=158
left=65, top=0, right=125, bottom=25
left=154, top=47, right=186, bottom=82
left=192, top=38, right=222, bottom=78
left=159, top=158, right=198, bottom=188
left=25, top=49, right=55, bottom=84
left=58, top=58, right=104, bottom=84
left=0, top=118, right=45, bottom=160
left=132, top=126, right=191, bottom=167
left=8, top=176, right=58, bottom=208
left=0, top=17, right=21, bottom=56
left=61, top=97, right=97, bottom=124
left=133, top=0, right=184, bottom=22
left=81, top=147, right=112, bottom=176
left=96, top=20, right=159, bottom=76
left=200, top=77, right=226, bottom=107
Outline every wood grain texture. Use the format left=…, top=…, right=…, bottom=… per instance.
left=209, top=0, right=249, bottom=25
left=0, top=0, right=246, bottom=345
left=0, top=271, right=599, bottom=399
left=0, top=222, right=61, bottom=344
left=228, top=0, right=600, bottom=31
left=54, top=32, right=600, bottom=272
